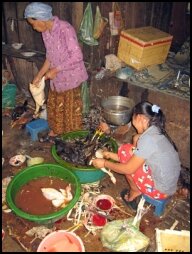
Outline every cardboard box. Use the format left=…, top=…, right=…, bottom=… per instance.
left=117, top=26, right=173, bottom=70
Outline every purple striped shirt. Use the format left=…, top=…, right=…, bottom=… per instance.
left=42, top=16, right=88, bottom=92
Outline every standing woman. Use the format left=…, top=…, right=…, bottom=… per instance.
left=24, top=2, right=88, bottom=136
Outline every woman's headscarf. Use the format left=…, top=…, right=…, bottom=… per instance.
left=24, top=2, right=53, bottom=21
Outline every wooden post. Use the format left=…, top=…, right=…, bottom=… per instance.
left=72, top=2, right=84, bottom=33
left=6, top=56, right=22, bottom=90
left=3, top=2, right=19, bottom=43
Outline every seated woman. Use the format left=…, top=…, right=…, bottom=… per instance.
left=93, top=101, right=181, bottom=211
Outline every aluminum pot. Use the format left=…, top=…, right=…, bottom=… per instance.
left=101, top=96, right=135, bottom=126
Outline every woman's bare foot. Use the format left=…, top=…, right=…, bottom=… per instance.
left=124, top=190, right=141, bottom=202
left=48, top=130, right=58, bottom=137
left=128, top=190, right=142, bottom=201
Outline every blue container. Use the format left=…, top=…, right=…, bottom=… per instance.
left=26, top=119, right=49, bottom=141
left=52, top=130, right=118, bottom=184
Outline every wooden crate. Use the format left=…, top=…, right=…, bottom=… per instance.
left=117, top=26, right=173, bottom=70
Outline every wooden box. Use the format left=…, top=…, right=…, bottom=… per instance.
left=117, top=26, right=173, bottom=70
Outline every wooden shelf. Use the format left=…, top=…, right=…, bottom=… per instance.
left=2, top=44, right=45, bottom=62
left=2, top=44, right=46, bottom=90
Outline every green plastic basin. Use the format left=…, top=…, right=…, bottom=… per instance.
left=52, top=130, right=118, bottom=184
left=6, top=163, right=81, bottom=224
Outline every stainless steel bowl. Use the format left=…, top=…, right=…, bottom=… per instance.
left=101, top=96, right=135, bottom=126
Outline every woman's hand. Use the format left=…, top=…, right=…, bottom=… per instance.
left=45, top=68, right=58, bottom=80
left=103, top=151, right=113, bottom=159
left=32, top=75, right=42, bottom=86
left=92, top=158, right=105, bottom=169
left=103, top=151, right=119, bottom=161
left=32, top=59, right=50, bottom=85
left=99, top=122, right=110, bottom=134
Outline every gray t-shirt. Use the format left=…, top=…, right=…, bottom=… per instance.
left=134, top=125, right=181, bottom=195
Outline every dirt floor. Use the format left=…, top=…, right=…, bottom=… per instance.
left=2, top=110, right=190, bottom=252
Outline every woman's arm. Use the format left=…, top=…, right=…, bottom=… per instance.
left=38, top=59, right=50, bottom=78
left=103, top=151, right=119, bottom=161
left=92, top=154, right=145, bottom=175
left=33, top=59, right=50, bottom=85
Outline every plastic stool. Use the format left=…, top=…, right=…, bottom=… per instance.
left=26, top=119, right=49, bottom=141
left=143, top=194, right=169, bottom=217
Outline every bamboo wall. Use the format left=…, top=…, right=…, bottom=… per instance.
left=82, top=2, right=189, bottom=69
left=2, top=2, right=75, bottom=88
left=2, top=2, right=189, bottom=71
left=2, top=2, right=189, bottom=88
left=2, top=2, right=73, bottom=52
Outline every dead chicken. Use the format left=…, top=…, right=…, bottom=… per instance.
left=25, top=226, right=56, bottom=243
left=11, top=111, right=34, bottom=129
left=11, top=100, right=28, bottom=122
left=29, top=76, right=46, bottom=117
left=41, top=184, right=73, bottom=208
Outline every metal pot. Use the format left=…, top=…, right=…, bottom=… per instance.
left=101, top=96, right=135, bottom=126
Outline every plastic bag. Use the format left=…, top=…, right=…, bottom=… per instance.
left=81, top=81, right=90, bottom=115
left=101, top=217, right=149, bottom=252
left=78, top=2, right=98, bottom=46
left=2, top=83, right=17, bottom=108
left=101, top=197, right=150, bottom=252
left=109, top=2, right=124, bottom=36
left=105, top=54, right=123, bottom=71
left=93, top=5, right=108, bottom=39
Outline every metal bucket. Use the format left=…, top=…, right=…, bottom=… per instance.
left=101, top=96, right=135, bottom=125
